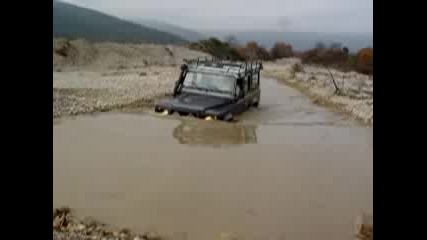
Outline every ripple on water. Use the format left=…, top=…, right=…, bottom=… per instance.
left=53, top=78, right=372, bottom=240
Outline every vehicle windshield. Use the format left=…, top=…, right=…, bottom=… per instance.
left=183, top=71, right=235, bottom=94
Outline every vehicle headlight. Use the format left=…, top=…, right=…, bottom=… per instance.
left=161, top=110, right=169, bottom=115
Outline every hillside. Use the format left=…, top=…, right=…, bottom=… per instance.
left=131, top=18, right=206, bottom=42
left=53, top=1, right=186, bottom=44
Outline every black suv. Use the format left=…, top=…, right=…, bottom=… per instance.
left=154, top=57, right=263, bottom=122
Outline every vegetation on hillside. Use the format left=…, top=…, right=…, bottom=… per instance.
left=53, top=1, right=372, bottom=75
left=189, top=37, right=373, bottom=75
left=188, top=38, right=244, bottom=60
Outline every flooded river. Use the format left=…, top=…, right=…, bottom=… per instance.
left=53, top=78, right=373, bottom=240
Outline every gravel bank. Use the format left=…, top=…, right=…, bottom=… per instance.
left=53, top=67, right=179, bottom=118
left=53, top=207, right=166, bottom=240
left=264, top=58, right=373, bottom=124
left=53, top=207, right=372, bottom=240
left=53, top=39, right=210, bottom=119
left=53, top=39, right=373, bottom=124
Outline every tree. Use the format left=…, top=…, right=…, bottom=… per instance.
left=235, top=47, right=248, bottom=60
left=270, top=41, right=293, bottom=59
left=357, top=48, right=373, bottom=65
left=257, top=46, right=271, bottom=60
left=356, top=48, right=373, bottom=74
left=245, top=41, right=261, bottom=60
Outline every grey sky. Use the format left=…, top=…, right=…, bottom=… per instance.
left=61, top=0, right=372, bottom=33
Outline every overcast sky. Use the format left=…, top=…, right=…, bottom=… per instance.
left=61, top=0, right=373, bottom=33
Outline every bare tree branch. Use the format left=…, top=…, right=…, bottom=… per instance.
left=325, top=66, right=341, bottom=94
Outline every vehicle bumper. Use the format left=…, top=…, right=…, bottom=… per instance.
left=154, top=100, right=230, bottom=120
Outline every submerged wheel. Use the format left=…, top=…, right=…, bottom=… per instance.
left=253, top=101, right=259, bottom=107
left=223, top=113, right=234, bottom=122
left=178, top=111, right=189, bottom=116
left=154, top=106, right=162, bottom=113
left=155, top=107, right=174, bottom=115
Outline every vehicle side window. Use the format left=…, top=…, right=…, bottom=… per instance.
left=252, top=73, right=259, bottom=89
left=243, top=76, right=249, bottom=94
left=236, top=78, right=243, bottom=97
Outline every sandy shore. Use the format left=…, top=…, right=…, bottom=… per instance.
left=264, top=58, right=373, bottom=124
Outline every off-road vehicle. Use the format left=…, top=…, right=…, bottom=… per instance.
left=154, top=57, right=263, bottom=122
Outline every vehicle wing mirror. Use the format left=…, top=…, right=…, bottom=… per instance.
left=173, top=79, right=182, bottom=97
left=180, top=64, right=188, bottom=71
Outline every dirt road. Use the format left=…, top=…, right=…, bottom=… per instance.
left=53, top=77, right=372, bottom=240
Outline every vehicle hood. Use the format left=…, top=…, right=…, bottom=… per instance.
left=157, top=93, right=231, bottom=112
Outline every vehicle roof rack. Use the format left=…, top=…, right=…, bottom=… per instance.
left=182, top=57, right=263, bottom=76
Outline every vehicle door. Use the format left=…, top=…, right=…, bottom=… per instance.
left=249, top=71, right=260, bottom=103
left=233, top=75, right=250, bottom=114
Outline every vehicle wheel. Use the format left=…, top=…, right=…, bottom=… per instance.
left=178, top=111, right=189, bottom=116
left=253, top=101, right=259, bottom=107
left=157, top=108, right=173, bottom=115
left=154, top=106, right=162, bottom=113
left=223, top=113, right=234, bottom=122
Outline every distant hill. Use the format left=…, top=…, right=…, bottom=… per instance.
left=53, top=1, right=187, bottom=44
left=130, top=18, right=206, bottom=42
left=205, top=31, right=373, bottom=53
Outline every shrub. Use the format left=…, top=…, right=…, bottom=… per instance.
left=230, top=41, right=270, bottom=61
left=300, top=47, right=349, bottom=70
left=188, top=37, right=244, bottom=60
left=270, top=42, right=293, bottom=59
left=357, top=48, right=373, bottom=66
left=256, top=46, right=271, bottom=61
left=54, top=39, right=73, bottom=57
left=244, top=41, right=261, bottom=60
left=292, top=63, right=303, bottom=73
left=355, top=48, right=373, bottom=75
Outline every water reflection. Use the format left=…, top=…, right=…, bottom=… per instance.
left=172, top=119, right=258, bottom=147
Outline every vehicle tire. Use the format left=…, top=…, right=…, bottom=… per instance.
left=253, top=101, right=259, bottom=107
left=223, top=113, right=234, bottom=122
left=154, top=106, right=162, bottom=113
left=178, top=111, right=189, bottom=116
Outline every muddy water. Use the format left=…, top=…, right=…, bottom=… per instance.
left=53, top=78, right=372, bottom=240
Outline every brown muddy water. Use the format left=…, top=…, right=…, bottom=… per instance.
left=53, top=78, right=372, bottom=240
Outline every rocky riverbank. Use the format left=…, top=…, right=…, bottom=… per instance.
left=53, top=207, right=167, bottom=240
left=53, top=207, right=372, bottom=240
left=53, top=67, right=179, bottom=118
left=53, top=39, right=373, bottom=124
left=53, top=38, right=209, bottom=119
left=264, top=58, right=373, bottom=125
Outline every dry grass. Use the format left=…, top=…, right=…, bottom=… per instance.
left=264, top=60, right=373, bottom=125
